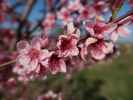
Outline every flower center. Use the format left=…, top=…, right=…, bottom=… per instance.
left=60, top=38, right=72, bottom=51
left=29, top=48, right=40, bottom=60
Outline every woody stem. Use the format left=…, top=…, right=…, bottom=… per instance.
left=0, top=60, right=16, bottom=69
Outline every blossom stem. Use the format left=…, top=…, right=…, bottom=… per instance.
left=109, top=8, right=133, bottom=24
left=0, top=60, right=16, bottom=69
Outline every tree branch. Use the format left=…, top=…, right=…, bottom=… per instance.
left=0, top=60, right=16, bottom=69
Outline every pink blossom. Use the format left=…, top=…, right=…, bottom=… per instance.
left=89, top=39, right=114, bottom=60
left=79, top=6, right=96, bottom=20
left=93, top=0, right=109, bottom=13
left=110, top=23, right=130, bottom=42
left=57, top=33, right=79, bottom=57
left=84, top=21, right=107, bottom=39
left=42, top=13, right=55, bottom=33
left=79, top=37, right=97, bottom=61
left=57, top=7, right=72, bottom=25
left=57, top=23, right=79, bottom=57
left=80, top=38, right=114, bottom=60
left=0, top=29, right=15, bottom=48
left=84, top=20, right=118, bottom=39
left=14, top=39, right=51, bottom=80
left=31, top=34, right=49, bottom=48
left=47, top=52, right=66, bottom=74
left=67, top=0, right=82, bottom=12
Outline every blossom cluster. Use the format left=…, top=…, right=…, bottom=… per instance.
left=43, top=0, right=110, bottom=33
left=12, top=0, right=133, bottom=81
left=13, top=18, right=132, bottom=81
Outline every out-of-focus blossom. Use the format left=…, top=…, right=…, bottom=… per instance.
left=0, top=1, right=8, bottom=22
left=57, top=7, right=72, bottom=25
left=79, top=6, right=96, bottom=20
left=0, top=29, right=15, bottom=48
left=84, top=21, right=107, bottom=39
left=67, top=0, right=82, bottom=12
left=91, top=0, right=110, bottom=19
left=37, top=90, right=63, bottom=100
left=110, top=23, right=131, bottom=42
left=42, top=13, right=55, bottom=33
left=31, top=34, right=49, bottom=48
left=128, top=0, right=133, bottom=7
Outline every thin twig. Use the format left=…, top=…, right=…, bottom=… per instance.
left=0, top=60, right=16, bottom=68
left=109, top=8, right=133, bottom=24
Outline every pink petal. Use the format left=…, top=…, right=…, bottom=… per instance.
left=110, top=32, right=119, bottom=42
left=103, top=23, right=117, bottom=33
left=85, top=27, right=95, bottom=36
left=41, top=34, right=49, bottom=48
left=39, top=49, right=53, bottom=61
left=17, top=55, right=30, bottom=67
left=90, top=49, right=105, bottom=60
left=75, top=29, right=80, bottom=38
left=41, top=59, right=49, bottom=68
left=85, top=37, right=97, bottom=46
left=70, top=47, right=79, bottom=56
left=29, top=59, right=38, bottom=71
left=67, top=22, right=75, bottom=34
left=117, top=26, right=129, bottom=37
left=71, top=38, right=78, bottom=46
left=31, top=37, right=41, bottom=50
left=59, top=59, right=66, bottom=73
left=79, top=44, right=88, bottom=61
left=102, top=42, right=114, bottom=54
left=17, top=40, right=30, bottom=54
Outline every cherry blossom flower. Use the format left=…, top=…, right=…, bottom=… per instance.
left=80, top=38, right=114, bottom=61
left=42, top=13, right=55, bottom=33
left=67, top=0, right=82, bottom=12
left=110, top=23, right=131, bottom=42
left=57, top=23, right=80, bottom=57
left=89, top=39, right=114, bottom=60
left=47, top=52, right=66, bottom=74
left=84, top=20, right=119, bottom=39
left=14, top=39, right=51, bottom=80
left=79, top=37, right=97, bottom=61
left=93, top=0, right=109, bottom=13
left=31, top=34, right=49, bottom=48
left=79, top=6, right=96, bottom=20
left=84, top=21, right=107, bottom=39
left=57, top=34, right=79, bottom=57
left=57, top=7, right=72, bottom=25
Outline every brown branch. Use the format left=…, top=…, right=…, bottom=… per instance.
left=109, top=8, right=133, bottom=24
left=16, top=0, right=37, bottom=41
left=0, top=60, right=16, bottom=69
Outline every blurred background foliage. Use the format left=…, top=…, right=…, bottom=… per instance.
left=0, top=44, right=133, bottom=100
